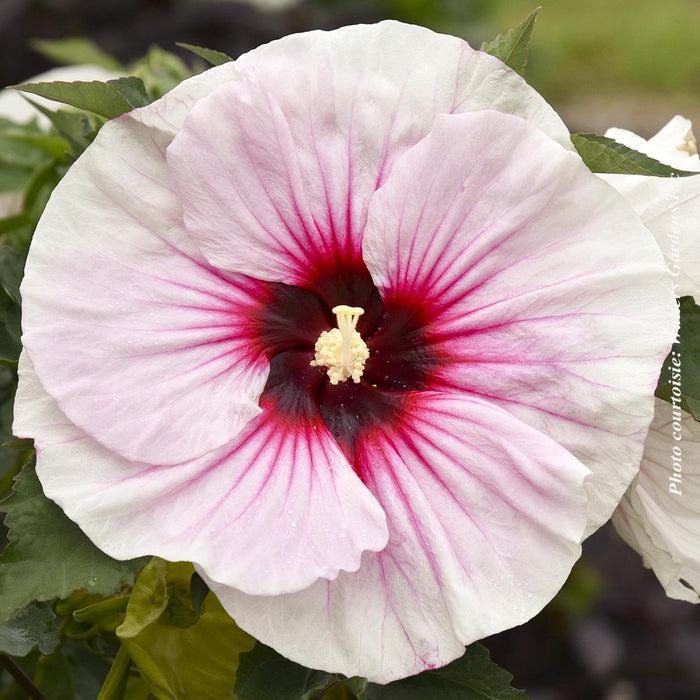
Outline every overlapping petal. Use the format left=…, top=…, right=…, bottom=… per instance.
left=14, top=352, right=387, bottom=595
left=363, top=111, right=677, bottom=534
left=16, top=57, right=267, bottom=468
left=205, top=392, right=589, bottom=682
left=167, top=21, right=571, bottom=285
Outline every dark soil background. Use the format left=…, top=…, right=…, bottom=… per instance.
left=487, top=524, right=700, bottom=700
left=1, top=1, right=699, bottom=699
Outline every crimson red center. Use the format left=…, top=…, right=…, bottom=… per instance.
left=248, top=259, right=441, bottom=459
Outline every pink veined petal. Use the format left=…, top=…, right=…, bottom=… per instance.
left=19, top=87, right=277, bottom=466
left=362, top=110, right=678, bottom=536
left=613, top=398, right=700, bottom=603
left=600, top=173, right=700, bottom=298
left=13, top=352, right=388, bottom=595
left=205, top=391, right=590, bottom=683
left=167, top=20, right=571, bottom=284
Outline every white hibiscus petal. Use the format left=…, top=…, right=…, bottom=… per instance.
left=606, top=115, right=699, bottom=172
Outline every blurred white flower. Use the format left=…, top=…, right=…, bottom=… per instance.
left=603, top=116, right=700, bottom=602
left=606, top=115, right=699, bottom=171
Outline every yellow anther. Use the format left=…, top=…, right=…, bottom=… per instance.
left=310, top=305, right=369, bottom=384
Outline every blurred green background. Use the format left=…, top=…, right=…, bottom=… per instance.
left=468, top=0, right=700, bottom=135
left=2, top=0, right=699, bottom=136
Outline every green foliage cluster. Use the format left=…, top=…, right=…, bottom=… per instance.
left=0, top=11, right=695, bottom=699
left=484, top=0, right=700, bottom=99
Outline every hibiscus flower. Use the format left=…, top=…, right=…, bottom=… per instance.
left=603, top=117, right=700, bottom=602
left=13, top=22, right=677, bottom=681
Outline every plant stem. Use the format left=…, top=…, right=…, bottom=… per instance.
left=0, top=654, right=49, bottom=700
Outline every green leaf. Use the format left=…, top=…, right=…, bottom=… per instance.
left=0, top=128, right=70, bottom=163
left=11, top=79, right=147, bottom=120
left=21, top=159, right=62, bottom=217
left=235, top=643, right=342, bottom=700
left=319, top=680, right=367, bottom=700
left=0, top=164, right=34, bottom=193
left=62, top=637, right=117, bottom=700
left=0, top=460, right=148, bottom=622
left=480, top=7, right=540, bottom=75
left=31, top=38, right=123, bottom=72
left=176, top=43, right=233, bottom=67
left=24, top=100, right=96, bottom=156
left=236, top=644, right=527, bottom=700
left=106, top=78, right=152, bottom=110
left=0, top=132, right=48, bottom=171
left=571, top=133, right=697, bottom=176
left=123, top=677, right=154, bottom=700
left=130, top=47, right=192, bottom=100
left=189, top=571, right=209, bottom=617
left=97, top=645, right=132, bottom=700
left=0, top=246, right=23, bottom=367
left=0, top=322, right=21, bottom=367
left=0, top=245, right=24, bottom=303
left=34, top=647, right=77, bottom=700
left=657, top=296, right=700, bottom=420
left=73, top=595, right=130, bottom=624
left=366, top=645, right=528, bottom=700
left=0, top=213, right=32, bottom=238
left=116, top=559, right=255, bottom=700
left=0, top=368, right=27, bottom=495
left=0, top=603, right=59, bottom=656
